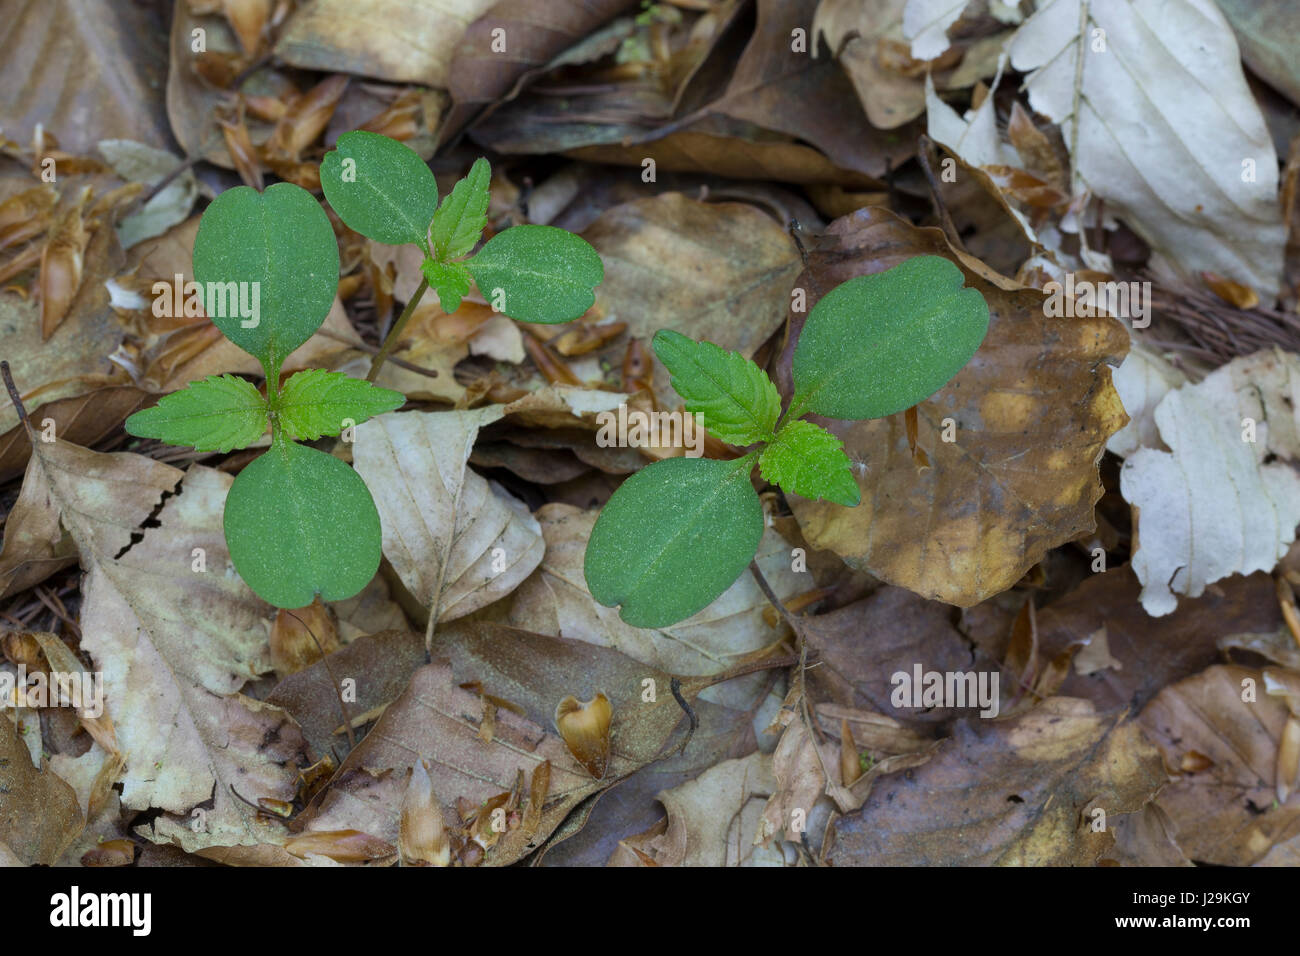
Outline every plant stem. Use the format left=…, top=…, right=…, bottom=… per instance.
left=367, top=277, right=429, bottom=383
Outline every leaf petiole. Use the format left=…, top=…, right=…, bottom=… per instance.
left=366, top=276, right=430, bottom=383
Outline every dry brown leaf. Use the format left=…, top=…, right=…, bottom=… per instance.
left=0, top=712, right=83, bottom=865
left=0, top=385, right=151, bottom=484
left=504, top=503, right=801, bottom=716
left=300, top=623, right=715, bottom=866
left=828, top=698, right=1165, bottom=865
left=1, top=433, right=180, bottom=604
left=632, top=751, right=783, bottom=866
left=1139, top=665, right=1300, bottom=865
left=799, top=586, right=990, bottom=731
left=1037, top=568, right=1286, bottom=716
left=441, top=0, right=639, bottom=142
left=24, top=449, right=309, bottom=853
left=0, top=0, right=172, bottom=155
left=583, top=192, right=799, bottom=405
left=694, top=0, right=913, bottom=180
left=274, top=0, right=496, bottom=87
left=1102, top=802, right=1193, bottom=867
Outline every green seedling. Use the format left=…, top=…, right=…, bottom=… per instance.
left=320, top=130, right=603, bottom=323
left=126, top=134, right=603, bottom=609
left=124, top=181, right=403, bottom=608
left=583, top=255, right=990, bottom=628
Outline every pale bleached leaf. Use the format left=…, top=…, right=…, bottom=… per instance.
left=351, top=408, right=545, bottom=626
left=1121, top=348, right=1300, bottom=615
left=1009, top=0, right=1285, bottom=296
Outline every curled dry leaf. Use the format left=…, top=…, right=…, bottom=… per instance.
left=284, top=829, right=395, bottom=863
left=399, top=760, right=451, bottom=867
left=776, top=206, right=1128, bottom=606
left=269, top=597, right=340, bottom=680
left=555, top=692, right=613, bottom=779
left=39, top=193, right=94, bottom=340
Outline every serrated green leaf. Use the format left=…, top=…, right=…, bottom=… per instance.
left=652, top=330, right=779, bottom=446
left=467, top=224, right=603, bottom=324
left=430, top=157, right=489, bottom=260
left=320, top=131, right=440, bottom=247
left=759, top=419, right=860, bottom=506
left=584, top=455, right=763, bottom=628
left=791, top=255, right=989, bottom=420
left=420, top=258, right=472, bottom=313
left=192, top=182, right=339, bottom=380
left=275, top=370, right=405, bottom=441
left=125, top=374, right=268, bottom=452
left=224, top=441, right=382, bottom=608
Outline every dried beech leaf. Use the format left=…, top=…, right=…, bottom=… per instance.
left=777, top=207, right=1128, bottom=605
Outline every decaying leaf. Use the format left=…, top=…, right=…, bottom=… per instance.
left=0, top=712, right=83, bottom=865
left=19, top=438, right=307, bottom=854
left=777, top=207, right=1128, bottom=606
left=1139, top=665, right=1300, bottom=865
left=828, top=698, right=1165, bottom=865
left=299, top=623, right=723, bottom=865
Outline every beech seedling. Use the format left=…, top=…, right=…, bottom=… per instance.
left=127, top=133, right=604, bottom=609
left=583, top=255, right=990, bottom=628
left=320, top=131, right=603, bottom=321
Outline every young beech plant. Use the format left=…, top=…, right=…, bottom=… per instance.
left=320, top=131, right=603, bottom=328
left=126, top=135, right=602, bottom=609
left=583, top=255, right=990, bottom=628
left=124, top=181, right=406, bottom=609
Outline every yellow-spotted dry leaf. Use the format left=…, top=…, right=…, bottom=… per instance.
left=775, top=207, right=1128, bottom=606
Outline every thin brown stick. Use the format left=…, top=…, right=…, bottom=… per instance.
left=0, top=360, right=32, bottom=434
left=749, top=560, right=800, bottom=636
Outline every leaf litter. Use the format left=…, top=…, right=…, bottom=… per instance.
left=1, top=0, right=1299, bottom=872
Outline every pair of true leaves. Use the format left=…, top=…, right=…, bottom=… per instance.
left=125, top=132, right=603, bottom=609
left=583, top=254, right=990, bottom=629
